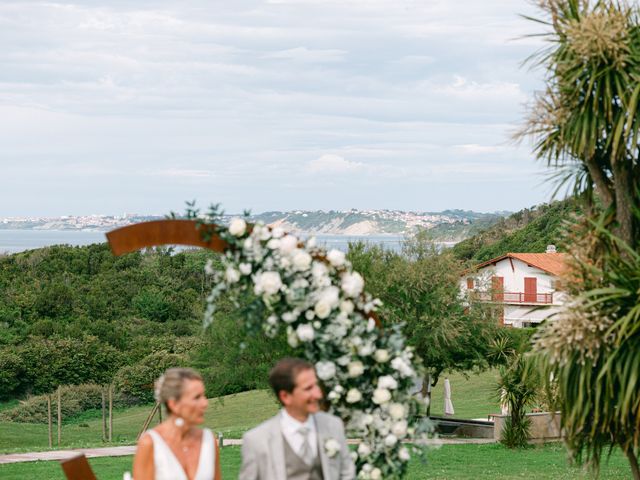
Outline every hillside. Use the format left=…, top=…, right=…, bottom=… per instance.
left=251, top=209, right=507, bottom=238
left=451, top=199, right=581, bottom=263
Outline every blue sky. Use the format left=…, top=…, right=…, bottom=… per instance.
left=0, top=0, right=555, bottom=216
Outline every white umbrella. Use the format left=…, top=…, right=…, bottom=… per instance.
left=444, top=377, right=455, bottom=416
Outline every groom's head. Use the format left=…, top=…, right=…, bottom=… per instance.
left=270, top=358, right=323, bottom=420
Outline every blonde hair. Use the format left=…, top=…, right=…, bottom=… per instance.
left=154, top=368, right=203, bottom=413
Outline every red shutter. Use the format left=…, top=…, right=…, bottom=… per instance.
left=492, top=276, right=504, bottom=301
left=524, top=277, right=537, bottom=303
left=466, top=277, right=474, bottom=289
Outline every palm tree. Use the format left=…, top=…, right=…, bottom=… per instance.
left=521, top=1, right=640, bottom=478
left=520, top=0, right=640, bottom=248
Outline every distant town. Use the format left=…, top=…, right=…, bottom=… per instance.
left=1, top=209, right=510, bottom=238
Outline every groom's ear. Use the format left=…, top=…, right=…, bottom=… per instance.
left=278, top=390, right=291, bottom=406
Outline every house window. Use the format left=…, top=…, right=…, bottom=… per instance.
left=492, top=276, right=504, bottom=301
left=524, top=277, right=537, bottom=302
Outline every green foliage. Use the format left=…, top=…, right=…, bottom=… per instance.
left=452, top=200, right=579, bottom=262
left=113, top=351, right=186, bottom=404
left=348, top=233, right=501, bottom=384
left=0, top=384, right=130, bottom=424
left=496, top=354, right=539, bottom=449
left=0, top=244, right=219, bottom=399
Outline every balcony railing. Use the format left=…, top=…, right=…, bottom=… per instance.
left=472, top=291, right=553, bottom=304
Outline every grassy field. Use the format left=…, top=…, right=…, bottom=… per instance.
left=0, top=371, right=501, bottom=453
left=0, top=443, right=632, bottom=479
left=427, top=369, right=499, bottom=419
left=0, top=390, right=279, bottom=453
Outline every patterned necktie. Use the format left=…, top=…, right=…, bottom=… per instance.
left=298, top=426, right=313, bottom=465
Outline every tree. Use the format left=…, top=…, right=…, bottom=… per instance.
left=522, top=1, right=640, bottom=477
left=520, top=0, right=640, bottom=248
left=348, top=233, right=501, bottom=395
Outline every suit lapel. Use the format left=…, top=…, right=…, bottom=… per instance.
left=314, top=414, right=332, bottom=480
left=267, top=417, right=286, bottom=480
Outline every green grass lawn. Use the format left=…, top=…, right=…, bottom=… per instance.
left=0, top=372, right=502, bottom=454
left=0, top=390, right=279, bottom=453
left=427, top=369, right=499, bottom=419
left=0, top=443, right=632, bottom=479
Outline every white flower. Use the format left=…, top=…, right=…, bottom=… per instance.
left=374, top=349, right=390, bottom=363
left=228, top=218, right=247, bottom=236
left=239, top=263, right=252, bottom=275
left=391, top=357, right=415, bottom=377
left=282, top=312, right=297, bottom=323
left=224, top=267, right=240, bottom=283
left=287, top=327, right=299, bottom=348
left=305, top=310, right=315, bottom=320
left=243, top=238, right=253, bottom=250
left=327, top=390, right=340, bottom=401
left=362, top=413, right=374, bottom=425
left=392, top=420, right=408, bottom=438
left=357, top=443, right=371, bottom=457
left=292, top=249, right=312, bottom=271
left=384, top=434, right=398, bottom=447
left=316, top=361, right=336, bottom=381
left=327, top=249, right=346, bottom=267
left=324, top=438, right=340, bottom=458
left=378, top=375, right=398, bottom=390
left=311, top=261, right=328, bottom=279
left=399, top=447, right=411, bottom=462
left=348, top=361, right=364, bottom=378
left=370, top=468, right=382, bottom=480
left=341, top=272, right=364, bottom=298
left=296, top=323, right=315, bottom=342
left=358, top=343, right=374, bottom=357
left=266, top=238, right=280, bottom=250
left=254, top=271, right=282, bottom=296
left=272, top=227, right=284, bottom=238
left=346, top=388, right=362, bottom=403
left=279, top=235, right=298, bottom=254
left=314, top=300, right=332, bottom=319
left=372, top=388, right=392, bottom=405
left=204, top=259, right=215, bottom=275
left=319, top=286, right=340, bottom=308
left=266, top=315, right=278, bottom=326
left=306, top=236, right=317, bottom=248
left=340, top=300, right=354, bottom=315
left=388, top=403, right=406, bottom=420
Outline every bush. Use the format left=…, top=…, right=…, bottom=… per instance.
left=0, top=384, right=129, bottom=423
left=113, top=351, right=185, bottom=403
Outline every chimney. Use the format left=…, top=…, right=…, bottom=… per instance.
left=546, top=244, right=557, bottom=253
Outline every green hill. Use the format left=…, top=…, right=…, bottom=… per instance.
left=451, top=199, right=581, bottom=263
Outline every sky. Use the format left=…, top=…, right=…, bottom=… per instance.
left=0, top=0, right=556, bottom=216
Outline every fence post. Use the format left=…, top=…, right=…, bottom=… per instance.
left=102, top=387, right=107, bottom=442
left=108, top=384, right=113, bottom=442
left=47, top=394, right=53, bottom=448
left=57, top=386, right=62, bottom=446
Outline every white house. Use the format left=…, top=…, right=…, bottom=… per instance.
left=461, top=245, right=568, bottom=328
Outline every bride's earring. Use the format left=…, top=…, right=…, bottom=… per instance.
left=175, top=417, right=185, bottom=427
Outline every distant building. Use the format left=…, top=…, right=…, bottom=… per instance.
left=461, top=245, right=568, bottom=328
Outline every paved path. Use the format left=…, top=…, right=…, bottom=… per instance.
left=0, top=437, right=494, bottom=465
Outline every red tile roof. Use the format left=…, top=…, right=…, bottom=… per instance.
left=474, top=252, right=569, bottom=276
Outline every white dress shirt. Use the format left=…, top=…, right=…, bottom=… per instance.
left=280, top=409, right=318, bottom=460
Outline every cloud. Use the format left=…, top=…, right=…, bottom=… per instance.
left=263, top=47, right=346, bottom=63
left=452, top=144, right=506, bottom=155
left=306, top=155, right=365, bottom=174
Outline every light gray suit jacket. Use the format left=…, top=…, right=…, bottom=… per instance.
left=239, top=411, right=355, bottom=480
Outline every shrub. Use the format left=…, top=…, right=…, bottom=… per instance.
left=113, top=351, right=185, bottom=403
left=0, top=384, right=129, bottom=423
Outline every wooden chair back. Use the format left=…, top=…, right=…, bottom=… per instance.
left=60, top=454, right=98, bottom=480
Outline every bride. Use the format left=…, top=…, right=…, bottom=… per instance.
left=133, top=368, right=222, bottom=480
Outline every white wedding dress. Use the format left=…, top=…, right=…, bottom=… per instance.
left=146, top=428, right=216, bottom=480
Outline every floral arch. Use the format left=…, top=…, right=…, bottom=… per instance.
left=107, top=215, right=429, bottom=479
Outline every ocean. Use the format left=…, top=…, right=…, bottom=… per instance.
left=0, top=229, right=406, bottom=255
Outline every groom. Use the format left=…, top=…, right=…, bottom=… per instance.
left=240, top=358, right=355, bottom=480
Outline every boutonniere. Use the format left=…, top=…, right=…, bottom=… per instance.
left=324, top=438, right=341, bottom=458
